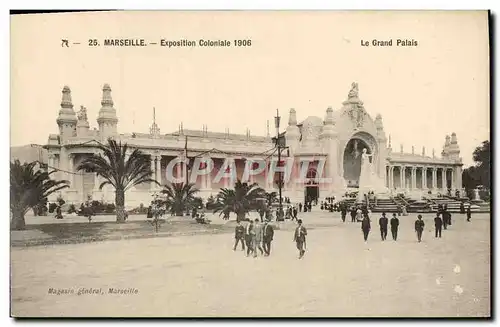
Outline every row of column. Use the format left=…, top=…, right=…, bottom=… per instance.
left=149, top=154, right=214, bottom=191
left=59, top=152, right=310, bottom=194
left=386, top=165, right=458, bottom=191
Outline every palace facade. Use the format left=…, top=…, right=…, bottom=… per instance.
left=45, top=83, right=463, bottom=207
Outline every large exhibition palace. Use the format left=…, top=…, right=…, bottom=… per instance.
left=46, top=82, right=463, bottom=207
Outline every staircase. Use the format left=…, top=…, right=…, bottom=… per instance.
left=371, top=197, right=399, bottom=213
left=427, top=195, right=484, bottom=213
left=342, top=198, right=358, bottom=208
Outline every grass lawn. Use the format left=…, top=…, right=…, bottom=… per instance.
left=11, top=219, right=234, bottom=247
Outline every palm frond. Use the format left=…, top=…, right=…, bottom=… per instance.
left=76, top=138, right=157, bottom=193
left=213, top=180, right=265, bottom=218
left=10, top=160, right=70, bottom=215
left=160, top=182, right=200, bottom=215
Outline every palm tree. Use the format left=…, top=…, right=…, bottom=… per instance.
left=10, top=160, right=69, bottom=230
left=213, top=180, right=266, bottom=222
left=265, top=191, right=278, bottom=206
left=161, top=182, right=199, bottom=216
left=77, top=138, right=159, bottom=222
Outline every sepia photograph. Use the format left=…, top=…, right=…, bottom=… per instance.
left=9, top=10, right=490, bottom=318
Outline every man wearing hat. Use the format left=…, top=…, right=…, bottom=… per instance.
left=262, top=220, right=275, bottom=256
left=244, top=219, right=255, bottom=257
left=252, top=219, right=264, bottom=258
left=293, top=219, right=308, bottom=259
left=434, top=212, right=443, bottom=238
left=233, top=220, right=246, bottom=251
left=414, top=214, right=425, bottom=243
left=379, top=212, right=389, bottom=241
left=390, top=213, right=399, bottom=241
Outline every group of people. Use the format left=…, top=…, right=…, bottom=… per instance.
left=233, top=218, right=308, bottom=259
left=231, top=194, right=476, bottom=259
left=359, top=203, right=473, bottom=243
left=233, top=219, right=275, bottom=258
left=360, top=212, right=401, bottom=242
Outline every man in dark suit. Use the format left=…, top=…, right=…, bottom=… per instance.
left=350, top=207, right=357, bottom=222
left=340, top=203, right=347, bottom=222
left=415, top=215, right=425, bottom=243
left=390, top=213, right=399, bottom=241
left=244, top=220, right=255, bottom=257
left=445, top=205, right=452, bottom=226
left=460, top=202, right=465, bottom=214
left=434, top=213, right=443, bottom=238
left=379, top=212, right=389, bottom=241
left=233, top=221, right=246, bottom=251
left=262, top=221, right=274, bottom=256
left=293, top=219, right=307, bottom=259
left=442, top=207, right=450, bottom=229
left=361, top=215, right=371, bottom=242
left=438, top=207, right=448, bottom=230
left=466, top=204, right=472, bottom=222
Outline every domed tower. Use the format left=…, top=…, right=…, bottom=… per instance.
left=97, top=84, right=118, bottom=140
left=56, top=85, right=77, bottom=139
left=285, top=108, right=300, bottom=154
left=447, top=132, right=461, bottom=160
left=441, top=135, right=451, bottom=158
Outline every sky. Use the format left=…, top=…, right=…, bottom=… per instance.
left=10, top=11, right=490, bottom=167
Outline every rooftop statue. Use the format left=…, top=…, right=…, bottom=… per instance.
left=77, top=106, right=88, bottom=121
left=348, top=82, right=359, bottom=99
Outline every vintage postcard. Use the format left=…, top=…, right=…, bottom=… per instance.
left=10, top=10, right=490, bottom=318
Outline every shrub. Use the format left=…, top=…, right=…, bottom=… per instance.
left=56, top=195, right=66, bottom=206
left=67, top=204, right=77, bottom=214
left=130, top=203, right=148, bottom=214
left=105, top=203, right=115, bottom=213
left=48, top=203, right=58, bottom=213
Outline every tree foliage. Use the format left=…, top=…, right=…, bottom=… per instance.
left=462, top=140, right=490, bottom=190
left=10, top=160, right=69, bottom=230
left=161, top=182, right=199, bottom=216
left=213, top=180, right=266, bottom=222
left=77, top=138, right=159, bottom=222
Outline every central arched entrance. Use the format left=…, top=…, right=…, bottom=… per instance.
left=343, top=138, right=373, bottom=188
left=304, top=168, right=319, bottom=204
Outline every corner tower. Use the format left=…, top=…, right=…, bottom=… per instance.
left=56, top=85, right=77, bottom=139
left=97, top=84, right=118, bottom=139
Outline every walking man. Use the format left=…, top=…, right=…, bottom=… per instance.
left=350, top=207, right=357, bottom=222
left=390, top=213, right=399, bottom=241
left=445, top=205, right=452, bottom=226
left=298, top=202, right=303, bottom=213
left=233, top=221, right=246, bottom=251
left=415, top=214, right=425, bottom=243
left=293, top=219, right=307, bottom=259
left=361, top=215, right=371, bottom=242
left=262, top=221, right=274, bottom=256
left=341, top=203, right=347, bottom=223
left=440, top=206, right=448, bottom=230
left=245, top=220, right=255, bottom=257
left=379, top=212, right=389, bottom=241
left=253, top=219, right=264, bottom=257
left=466, top=204, right=472, bottom=222
left=434, top=213, right=443, bottom=238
